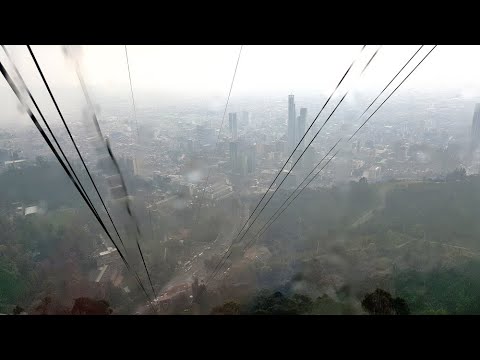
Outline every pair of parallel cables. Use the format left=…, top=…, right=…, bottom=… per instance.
left=207, top=45, right=437, bottom=283
left=0, top=45, right=156, bottom=304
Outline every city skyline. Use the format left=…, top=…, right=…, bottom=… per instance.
left=4, top=45, right=480, bottom=315
left=5, top=45, right=480, bottom=128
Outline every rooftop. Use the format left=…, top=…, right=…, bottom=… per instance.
left=99, top=247, right=117, bottom=257
left=4, top=159, right=26, bottom=165
left=25, top=206, right=39, bottom=216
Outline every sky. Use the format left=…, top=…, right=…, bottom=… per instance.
left=2, top=45, right=480, bottom=127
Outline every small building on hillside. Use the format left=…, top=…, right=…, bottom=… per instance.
left=4, top=159, right=26, bottom=170
left=24, top=202, right=47, bottom=217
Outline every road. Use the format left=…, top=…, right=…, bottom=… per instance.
left=137, top=201, right=248, bottom=314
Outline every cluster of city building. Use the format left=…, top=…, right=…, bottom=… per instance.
left=4, top=95, right=480, bottom=207
left=3, top=93, right=480, bottom=303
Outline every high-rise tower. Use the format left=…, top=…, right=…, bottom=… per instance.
left=297, top=108, right=307, bottom=150
left=288, top=95, right=296, bottom=152
left=229, top=113, right=238, bottom=140
left=230, top=141, right=238, bottom=172
left=241, top=111, right=249, bottom=127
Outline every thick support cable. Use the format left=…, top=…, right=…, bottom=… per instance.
left=26, top=45, right=128, bottom=254
left=0, top=59, right=153, bottom=303
left=234, top=45, right=439, bottom=278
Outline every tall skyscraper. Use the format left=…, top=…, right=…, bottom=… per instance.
left=229, top=113, right=238, bottom=140
left=239, top=153, right=248, bottom=176
left=288, top=95, right=296, bottom=152
left=472, top=104, right=480, bottom=151
left=241, top=111, right=249, bottom=127
left=247, top=145, right=256, bottom=174
left=297, top=108, right=307, bottom=149
left=230, top=141, right=238, bottom=172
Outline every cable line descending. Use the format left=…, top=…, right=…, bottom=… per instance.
left=237, top=45, right=438, bottom=274
left=123, top=46, right=157, bottom=299
left=227, top=45, right=365, bottom=244
left=2, top=46, right=97, bottom=215
left=64, top=45, right=157, bottom=300
left=247, top=45, right=426, bottom=251
left=349, top=46, right=437, bottom=140
left=235, top=47, right=380, bottom=242
left=206, top=45, right=366, bottom=283
left=0, top=58, right=153, bottom=303
left=208, top=46, right=380, bottom=284
left=26, top=46, right=129, bottom=254
left=105, top=139, right=157, bottom=299
left=124, top=45, right=139, bottom=141
left=193, top=45, right=243, bottom=227
left=212, top=46, right=437, bottom=282
left=254, top=149, right=340, bottom=243
left=124, top=45, right=140, bottom=187
left=352, top=45, right=424, bottom=129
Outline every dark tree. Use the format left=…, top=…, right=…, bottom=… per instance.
left=12, top=305, right=25, bottom=315
left=393, top=297, right=410, bottom=315
left=362, top=289, right=410, bottom=315
left=71, top=297, right=113, bottom=315
left=36, top=296, right=52, bottom=315
left=211, top=301, right=241, bottom=315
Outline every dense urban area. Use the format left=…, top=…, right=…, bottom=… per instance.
left=3, top=45, right=480, bottom=314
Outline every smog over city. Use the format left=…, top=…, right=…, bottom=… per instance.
left=2, top=45, right=480, bottom=316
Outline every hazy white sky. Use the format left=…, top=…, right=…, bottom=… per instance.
left=2, top=45, right=480, bottom=126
